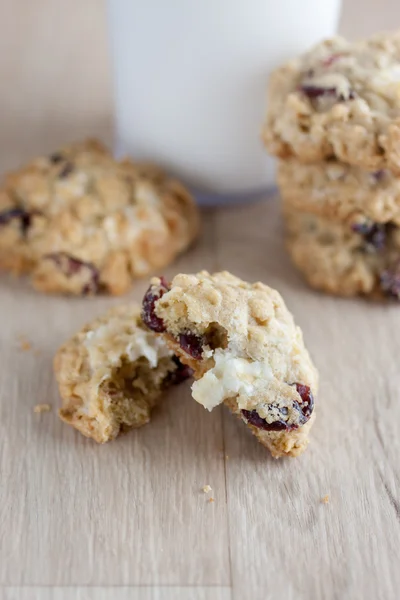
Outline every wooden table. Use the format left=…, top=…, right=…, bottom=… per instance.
left=1, top=2, right=399, bottom=599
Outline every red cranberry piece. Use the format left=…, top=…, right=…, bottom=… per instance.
left=321, top=53, right=345, bottom=67
left=242, top=383, right=314, bottom=432
left=381, top=262, right=400, bottom=299
left=58, top=162, right=74, bottom=178
left=352, top=222, right=387, bottom=251
left=45, top=252, right=100, bottom=294
left=49, top=152, right=64, bottom=164
left=300, top=85, right=338, bottom=99
left=242, top=409, right=289, bottom=431
left=179, top=331, right=204, bottom=360
left=300, top=84, right=355, bottom=102
left=0, top=207, right=36, bottom=236
left=294, top=383, right=314, bottom=420
left=0, top=207, right=26, bottom=226
left=142, top=277, right=170, bottom=332
left=82, top=273, right=100, bottom=295
left=168, top=356, right=194, bottom=385
left=372, top=170, right=386, bottom=182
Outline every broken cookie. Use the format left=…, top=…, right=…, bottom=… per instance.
left=142, top=271, right=318, bottom=457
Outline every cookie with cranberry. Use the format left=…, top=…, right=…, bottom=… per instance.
left=0, top=139, right=199, bottom=295
left=142, top=271, right=318, bottom=458
left=278, top=158, right=400, bottom=226
left=54, top=304, right=191, bottom=443
left=284, top=206, right=400, bottom=299
left=263, top=32, right=400, bottom=172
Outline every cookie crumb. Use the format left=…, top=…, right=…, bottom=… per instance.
left=208, top=497, right=215, bottom=503
left=225, top=454, right=229, bottom=460
left=321, top=495, right=329, bottom=504
left=34, top=403, right=51, bottom=414
left=202, top=485, right=212, bottom=494
left=17, top=335, right=32, bottom=351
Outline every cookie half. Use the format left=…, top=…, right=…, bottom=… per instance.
left=284, top=207, right=400, bottom=299
left=263, top=32, right=400, bottom=172
left=0, top=139, right=200, bottom=295
left=142, top=271, right=318, bottom=458
left=54, top=304, right=191, bottom=442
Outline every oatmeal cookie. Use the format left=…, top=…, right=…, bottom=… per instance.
left=284, top=207, right=400, bottom=299
left=278, top=159, right=400, bottom=226
left=142, top=272, right=318, bottom=458
left=0, top=139, right=199, bottom=295
left=263, top=32, right=400, bottom=172
left=54, top=304, right=191, bottom=442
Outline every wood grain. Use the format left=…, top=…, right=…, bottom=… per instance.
left=2, top=588, right=231, bottom=600
left=1, top=0, right=400, bottom=599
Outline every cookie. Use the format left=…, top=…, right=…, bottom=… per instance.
left=263, top=32, right=400, bottom=172
left=142, top=271, right=318, bottom=458
left=284, top=207, right=400, bottom=299
left=278, top=159, right=400, bottom=226
left=54, top=304, right=191, bottom=442
left=0, top=139, right=199, bottom=295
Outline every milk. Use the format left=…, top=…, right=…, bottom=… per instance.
left=108, top=0, right=342, bottom=203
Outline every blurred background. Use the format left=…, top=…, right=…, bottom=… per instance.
left=0, top=0, right=397, bottom=173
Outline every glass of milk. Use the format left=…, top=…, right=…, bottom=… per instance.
left=107, top=0, right=342, bottom=205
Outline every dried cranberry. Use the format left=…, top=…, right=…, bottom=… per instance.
left=300, top=85, right=338, bottom=99
left=321, top=53, right=345, bottom=67
left=294, top=383, right=314, bottom=420
left=58, top=162, right=74, bottom=178
left=381, top=263, right=400, bottom=299
left=300, top=84, right=355, bottom=102
left=242, top=409, right=289, bottom=431
left=179, top=331, right=204, bottom=360
left=49, top=152, right=64, bottom=164
left=0, top=207, right=36, bottom=236
left=82, top=272, right=100, bottom=295
left=45, top=252, right=100, bottom=294
left=352, top=222, right=387, bottom=251
left=372, top=170, right=386, bottom=182
left=242, top=383, right=314, bottom=432
left=142, top=277, right=170, bottom=332
left=168, top=356, right=194, bottom=385
left=0, top=207, right=26, bottom=226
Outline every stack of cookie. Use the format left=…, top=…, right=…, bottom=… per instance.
left=263, top=31, right=400, bottom=300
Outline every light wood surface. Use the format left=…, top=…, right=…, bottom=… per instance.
left=1, top=1, right=399, bottom=599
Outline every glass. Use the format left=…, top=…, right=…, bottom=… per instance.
left=108, top=0, right=342, bottom=204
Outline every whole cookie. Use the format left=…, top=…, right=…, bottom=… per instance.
left=54, top=304, right=191, bottom=442
left=142, top=271, right=318, bottom=458
left=278, top=159, right=400, bottom=226
left=263, top=32, right=400, bottom=172
left=284, top=207, right=400, bottom=299
left=0, top=139, right=199, bottom=295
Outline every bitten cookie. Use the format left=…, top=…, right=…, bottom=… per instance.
left=284, top=207, right=400, bottom=299
left=278, top=159, right=400, bottom=226
left=54, top=304, right=191, bottom=442
left=0, top=139, right=199, bottom=295
left=263, top=31, right=400, bottom=172
left=142, top=271, right=318, bottom=458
